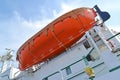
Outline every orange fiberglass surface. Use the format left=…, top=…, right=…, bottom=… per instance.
left=17, top=7, right=97, bottom=71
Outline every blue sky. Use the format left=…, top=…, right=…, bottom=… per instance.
left=0, top=0, right=120, bottom=67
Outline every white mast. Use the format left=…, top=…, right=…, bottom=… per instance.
left=0, top=49, right=14, bottom=73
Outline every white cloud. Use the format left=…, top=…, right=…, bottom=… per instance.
left=53, top=3, right=79, bottom=18
left=22, top=19, right=52, bottom=29
left=11, top=3, right=78, bottom=31
left=13, top=10, right=54, bottom=31
left=20, top=3, right=78, bottom=29
left=13, top=11, right=22, bottom=22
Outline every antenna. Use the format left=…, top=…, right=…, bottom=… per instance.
left=0, top=48, right=14, bottom=73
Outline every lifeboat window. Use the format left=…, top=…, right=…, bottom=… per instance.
left=42, top=78, right=48, bottom=80
left=83, top=40, right=91, bottom=49
left=66, top=66, right=72, bottom=75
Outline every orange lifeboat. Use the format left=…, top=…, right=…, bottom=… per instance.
left=17, top=7, right=97, bottom=71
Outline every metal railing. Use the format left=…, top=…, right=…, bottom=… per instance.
left=43, top=48, right=95, bottom=80
left=106, top=32, right=120, bottom=41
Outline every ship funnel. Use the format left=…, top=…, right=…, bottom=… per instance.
left=94, top=5, right=110, bottom=23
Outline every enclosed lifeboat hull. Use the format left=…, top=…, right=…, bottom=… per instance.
left=17, top=7, right=97, bottom=71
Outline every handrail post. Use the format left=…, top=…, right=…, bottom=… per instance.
left=83, top=48, right=95, bottom=80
